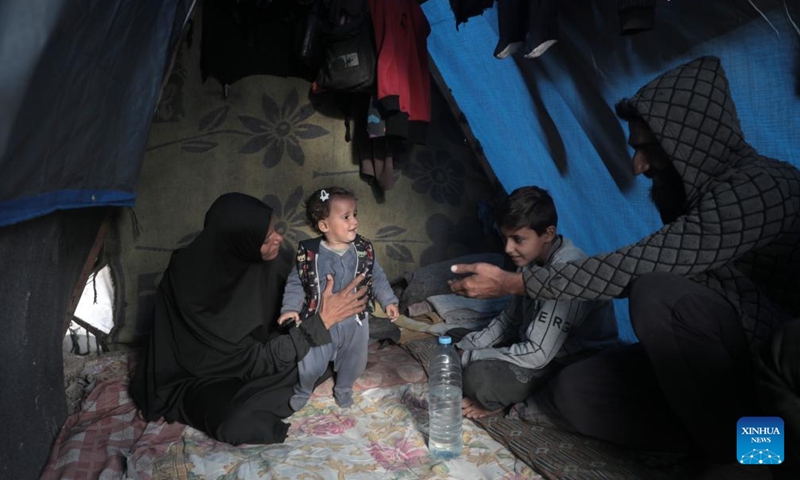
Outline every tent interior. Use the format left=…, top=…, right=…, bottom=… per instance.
left=1, top=0, right=798, bottom=478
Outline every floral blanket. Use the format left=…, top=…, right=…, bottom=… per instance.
left=165, top=384, right=535, bottom=479
left=42, top=343, right=539, bottom=479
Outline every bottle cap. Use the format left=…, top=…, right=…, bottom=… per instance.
left=438, top=336, right=452, bottom=345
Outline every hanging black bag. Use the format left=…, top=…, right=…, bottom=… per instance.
left=315, top=0, right=376, bottom=93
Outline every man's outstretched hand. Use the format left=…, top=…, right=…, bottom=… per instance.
left=447, top=263, right=525, bottom=298
left=319, top=274, right=368, bottom=329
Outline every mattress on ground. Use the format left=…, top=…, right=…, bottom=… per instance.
left=174, top=383, right=536, bottom=479
left=43, top=342, right=538, bottom=479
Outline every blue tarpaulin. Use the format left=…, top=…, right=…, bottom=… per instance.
left=1, top=0, right=797, bottom=339
left=0, top=0, right=195, bottom=227
left=423, top=0, right=800, bottom=340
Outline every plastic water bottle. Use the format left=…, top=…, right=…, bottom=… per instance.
left=428, top=335, right=463, bottom=459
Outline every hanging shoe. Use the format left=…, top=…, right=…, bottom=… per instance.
left=493, top=0, right=526, bottom=59
left=524, top=0, right=559, bottom=59
left=494, top=40, right=524, bottom=59
left=523, top=38, right=557, bottom=59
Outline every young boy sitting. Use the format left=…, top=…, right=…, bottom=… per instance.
left=453, top=186, right=620, bottom=418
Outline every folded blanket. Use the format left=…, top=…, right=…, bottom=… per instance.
left=397, top=253, right=507, bottom=311
left=426, top=293, right=511, bottom=324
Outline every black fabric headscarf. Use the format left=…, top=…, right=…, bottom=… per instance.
left=172, top=192, right=274, bottom=344
left=131, top=193, right=303, bottom=423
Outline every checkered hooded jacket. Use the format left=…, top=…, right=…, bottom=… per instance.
left=522, top=56, right=800, bottom=351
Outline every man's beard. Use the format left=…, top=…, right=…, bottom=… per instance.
left=649, top=164, right=687, bottom=224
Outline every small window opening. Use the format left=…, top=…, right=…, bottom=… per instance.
left=63, top=265, right=115, bottom=355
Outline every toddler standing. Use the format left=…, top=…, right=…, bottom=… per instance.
left=279, top=187, right=399, bottom=409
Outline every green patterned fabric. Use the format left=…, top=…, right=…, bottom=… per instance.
left=110, top=25, right=502, bottom=345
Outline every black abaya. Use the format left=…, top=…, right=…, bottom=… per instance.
left=130, top=193, right=333, bottom=445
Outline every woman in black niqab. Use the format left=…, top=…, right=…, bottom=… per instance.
left=130, top=193, right=365, bottom=445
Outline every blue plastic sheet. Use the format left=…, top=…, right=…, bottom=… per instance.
left=423, top=0, right=800, bottom=340
left=0, top=0, right=194, bottom=226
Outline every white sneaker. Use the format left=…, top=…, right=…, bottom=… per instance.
left=494, top=40, right=524, bottom=59
left=523, top=39, right=558, bottom=59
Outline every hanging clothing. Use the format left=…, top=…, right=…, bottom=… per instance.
left=494, top=0, right=654, bottom=60
left=355, top=95, right=396, bottom=191
left=447, top=0, right=495, bottom=29
left=369, top=0, right=431, bottom=144
left=200, top=0, right=316, bottom=86
left=618, top=0, right=656, bottom=35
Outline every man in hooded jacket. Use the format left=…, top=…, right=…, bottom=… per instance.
left=448, top=56, right=800, bottom=472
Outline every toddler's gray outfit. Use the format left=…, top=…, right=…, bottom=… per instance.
left=282, top=240, right=398, bottom=409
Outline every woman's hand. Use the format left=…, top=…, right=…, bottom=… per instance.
left=318, top=274, right=368, bottom=329
left=278, top=311, right=299, bottom=325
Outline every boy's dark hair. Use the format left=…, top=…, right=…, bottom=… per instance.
left=305, top=186, right=356, bottom=234
left=614, top=98, right=641, bottom=121
left=497, top=186, right=557, bottom=235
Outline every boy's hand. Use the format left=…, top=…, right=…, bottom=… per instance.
left=278, top=311, right=299, bottom=325
left=385, top=304, right=399, bottom=322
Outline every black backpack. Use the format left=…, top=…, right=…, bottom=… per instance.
left=304, top=0, right=376, bottom=93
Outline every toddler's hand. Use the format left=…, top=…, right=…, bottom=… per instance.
left=278, top=311, right=299, bottom=325
left=385, top=304, right=399, bottom=322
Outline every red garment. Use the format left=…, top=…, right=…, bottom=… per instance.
left=369, top=0, right=431, bottom=141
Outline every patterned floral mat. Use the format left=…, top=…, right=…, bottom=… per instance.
left=173, top=383, right=536, bottom=480
left=44, top=342, right=538, bottom=479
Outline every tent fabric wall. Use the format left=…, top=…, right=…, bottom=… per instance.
left=109, top=35, right=504, bottom=345
left=0, top=208, right=109, bottom=479
left=423, top=0, right=800, bottom=341
left=0, top=0, right=195, bottom=228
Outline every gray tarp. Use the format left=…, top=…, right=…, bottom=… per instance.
left=0, top=0, right=195, bottom=227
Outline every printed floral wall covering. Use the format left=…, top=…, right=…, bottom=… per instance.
left=112, top=28, right=503, bottom=344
